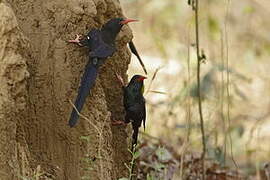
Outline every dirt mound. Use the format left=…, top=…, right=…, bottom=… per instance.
left=0, top=0, right=133, bottom=179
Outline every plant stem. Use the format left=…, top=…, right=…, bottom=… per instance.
left=224, top=0, right=238, bottom=170
left=220, top=30, right=227, bottom=166
left=194, top=0, right=206, bottom=179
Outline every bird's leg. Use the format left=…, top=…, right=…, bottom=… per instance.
left=112, top=72, right=126, bottom=126
left=114, top=72, right=125, bottom=87
left=68, top=34, right=83, bottom=46
left=112, top=116, right=129, bottom=126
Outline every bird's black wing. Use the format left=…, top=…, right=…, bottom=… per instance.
left=78, top=29, right=100, bottom=47
left=89, top=43, right=116, bottom=59
left=142, top=99, right=146, bottom=131
left=128, top=101, right=145, bottom=127
left=123, top=87, right=129, bottom=110
left=68, top=59, right=98, bottom=127
left=128, top=41, right=147, bottom=75
left=86, top=29, right=116, bottom=58
left=123, top=87, right=131, bottom=124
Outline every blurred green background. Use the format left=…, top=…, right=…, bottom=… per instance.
left=121, top=0, right=270, bottom=178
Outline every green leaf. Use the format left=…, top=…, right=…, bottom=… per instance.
left=81, top=157, right=93, bottom=164
left=17, top=175, right=31, bottom=180
left=83, top=167, right=93, bottom=171
left=208, top=16, right=220, bottom=40
left=155, top=147, right=172, bottom=161
left=133, top=151, right=141, bottom=159
left=243, top=6, right=255, bottom=14
left=80, top=136, right=90, bottom=141
left=81, top=175, right=91, bottom=180
left=154, top=163, right=166, bottom=171
left=146, top=174, right=155, bottom=180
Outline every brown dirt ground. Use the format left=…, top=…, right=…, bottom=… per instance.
left=0, top=0, right=134, bottom=179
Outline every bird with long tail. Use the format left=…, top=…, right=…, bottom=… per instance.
left=68, top=18, right=143, bottom=127
left=114, top=73, right=147, bottom=152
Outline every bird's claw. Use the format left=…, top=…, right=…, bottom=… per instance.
left=114, top=72, right=125, bottom=86
left=68, top=34, right=83, bottom=46
left=112, top=120, right=126, bottom=126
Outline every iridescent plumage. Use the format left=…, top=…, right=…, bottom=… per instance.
left=123, top=75, right=146, bottom=150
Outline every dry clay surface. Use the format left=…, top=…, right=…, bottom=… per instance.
left=0, top=0, right=133, bottom=179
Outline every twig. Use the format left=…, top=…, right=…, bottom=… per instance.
left=69, top=100, right=100, bottom=134
left=186, top=23, right=192, bottom=143
left=194, top=0, right=206, bottom=179
left=129, top=146, right=138, bottom=180
left=224, top=0, right=238, bottom=171
left=141, top=131, right=162, bottom=141
left=180, top=142, right=190, bottom=179
left=180, top=23, right=192, bottom=180
left=69, top=100, right=106, bottom=177
left=220, top=29, right=227, bottom=166
left=247, top=109, right=270, bottom=146
left=147, top=90, right=167, bottom=95
left=146, top=66, right=162, bottom=95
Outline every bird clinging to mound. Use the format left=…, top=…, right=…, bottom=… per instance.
left=115, top=74, right=147, bottom=151
left=68, top=18, right=138, bottom=127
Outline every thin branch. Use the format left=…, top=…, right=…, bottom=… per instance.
left=186, top=24, right=192, bottom=143
left=146, top=66, right=163, bottom=95
left=180, top=23, right=192, bottom=180
left=224, top=0, right=238, bottom=170
left=220, top=29, right=227, bottom=166
left=180, top=142, right=190, bottom=179
left=147, top=90, right=167, bottom=95
left=194, top=0, right=206, bottom=179
left=247, top=109, right=270, bottom=146
left=69, top=100, right=100, bottom=134
left=69, top=100, right=106, bottom=177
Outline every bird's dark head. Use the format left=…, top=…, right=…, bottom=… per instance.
left=128, top=75, right=147, bottom=94
left=102, top=18, right=138, bottom=42
left=130, top=75, right=147, bottom=82
left=104, top=18, right=138, bottom=31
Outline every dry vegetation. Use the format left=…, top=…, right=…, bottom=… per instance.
left=121, top=0, right=270, bottom=179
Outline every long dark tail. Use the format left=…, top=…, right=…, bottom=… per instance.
left=128, top=41, right=147, bottom=75
left=131, top=127, right=139, bottom=152
left=68, top=60, right=98, bottom=127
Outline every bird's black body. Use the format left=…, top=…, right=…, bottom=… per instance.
left=123, top=75, right=146, bottom=151
left=69, top=18, right=126, bottom=127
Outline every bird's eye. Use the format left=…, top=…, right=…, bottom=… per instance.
left=119, top=19, right=124, bottom=24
